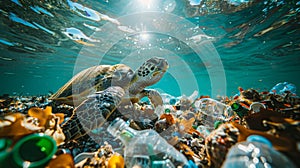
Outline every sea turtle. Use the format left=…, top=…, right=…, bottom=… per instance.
left=50, top=64, right=134, bottom=107
left=51, top=57, right=169, bottom=140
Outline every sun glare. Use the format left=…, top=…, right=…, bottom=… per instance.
left=138, top=0, right=156, bottom=9
left=140, top=33, right=150, bottom=41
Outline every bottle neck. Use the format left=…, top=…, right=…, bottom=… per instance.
left=231, top=103, right=249, bottom=118
left=107, top=118, right=137, bottom=146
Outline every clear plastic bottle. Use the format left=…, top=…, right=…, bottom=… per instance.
left=222, top=135, right=297, bottom=168
left=194, top=98, right=233, bottom=131
left=196, top=125, right=211, bottom=138
left=107, top=118, right=189, bottom=168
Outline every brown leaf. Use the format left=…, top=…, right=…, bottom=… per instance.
left=0, top=113, right=40, bottom=138
left=160, top=113, right=176, bottom=125
left=28, top=107, right=48, bottom=126
left=54, top=113, right=65, bottom=125
left=178, top=117, right=195, bottom=134
left=44, top=126, right=65, bottom=146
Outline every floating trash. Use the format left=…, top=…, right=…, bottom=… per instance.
left=117, top=25, right=136, bottom=33
left=189, top=34, right=215, bottom=44
left=62, top=27, right=100, bottom=46
left=83, top=23, right=101, bottom=31
left=67, top=0, right=101, bottom=22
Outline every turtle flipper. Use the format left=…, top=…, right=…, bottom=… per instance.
left=137, top=89, right=163, bottom=108
left=62, top=86, right=125, bottom=141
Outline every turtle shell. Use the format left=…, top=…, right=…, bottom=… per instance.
left=50, top=64, right=134, bottom=106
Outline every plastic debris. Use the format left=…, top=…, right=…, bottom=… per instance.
left=223, top=135, right=297, bottom=168
left=161, top=93, right=180, bottom=105
left=194, top=98, right=233, bottom=131
left=249, top=102, right=266, bottom=113
left=107, top=118, right=189, bottom=168
left=270, top=82, right=297, bottom=95
left=0, top=82, right=300, bottom=167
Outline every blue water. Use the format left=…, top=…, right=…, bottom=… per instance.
left=0, top=0, right=299, bottom=97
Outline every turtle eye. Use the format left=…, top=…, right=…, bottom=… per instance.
left=152, top=71, right=160, bottom=77
left=150, top=66, right=155, bottom=71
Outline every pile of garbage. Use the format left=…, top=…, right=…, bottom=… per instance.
left=0, top=82, right=299, bottom=167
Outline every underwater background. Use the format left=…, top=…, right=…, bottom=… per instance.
left=0, top=0, right=299, bottom=97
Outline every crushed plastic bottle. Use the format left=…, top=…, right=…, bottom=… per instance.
left=107, top=118, right=189, bottom=168
left=269, top=82, right=297, bottom=95
left=222, top=135, right=297, bottom=168
left=194, top=98, right=233, bottom=131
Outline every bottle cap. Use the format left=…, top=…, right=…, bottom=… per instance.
left=231, top=103, right=240, bottom=111
left=169, top=98, right=177, bottom=105
left=11, top=133, right=57, bottom=168
left=152, top=159, right=175, bottom=168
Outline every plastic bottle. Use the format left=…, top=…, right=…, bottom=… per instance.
left=107, top=118, right=188, bottom=168
left=270, top=82, right=297, bottom=95
left=222, top=135, right=297, bottom=168
left=196, top=125, right=211, bottom=138
left=2, top=133, right=57, bottom=168
left=194, top=98, right=233, bottom=131
left=231, top=102, right=249, bottom=118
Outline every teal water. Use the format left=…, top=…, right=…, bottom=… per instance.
left=0, top=0, right=299, bottom=97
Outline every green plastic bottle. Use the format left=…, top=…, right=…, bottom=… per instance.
left=231, top=102, right=249, bottom=118
left=5, top=133, right=57, bottom=168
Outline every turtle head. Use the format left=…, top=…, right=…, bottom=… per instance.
left=129, top=57, right=169, bottom=95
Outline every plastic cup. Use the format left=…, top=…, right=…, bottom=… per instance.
left=249, top=102, right=266, bottom=113
left=10, top=133, right=57, bottom=168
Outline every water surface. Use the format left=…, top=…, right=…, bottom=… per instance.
left=0, top=0, right=299, bottom=97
